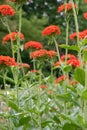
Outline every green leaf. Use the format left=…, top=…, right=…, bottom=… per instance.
left=56, top=93, right=72, bottom=102
left=83, top=50, right=87, bottom=61
left=41, top=120, right=52, bottom=128
left=81, top=89, right=87, bottom=100
left=82, top=39, right=87, bottom=46
left=8, top=100, right=19, bottom=112
left=63, top=123, right=79, bottom=130
left=59, top=44, right=80, bottom=51
left=53, top=116, right=61, bottom=123
left=74, top=68, right=85, bottom=86
left=64, top=65, right=72, bottom=72
left=18, top=115, right=31, bottom=126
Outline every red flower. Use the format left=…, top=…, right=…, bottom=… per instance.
left=67, top=59, right=80, bottom=67
left=24, top=41, right=43, bottom=50
left=60, top=54, right=76, bottom=61
left=40, top=85, right=47, bottom=89
left=0, top=5, right=15, bottom=16
left=47, top=50, right=57, bottom=58
left=17, top=63, right=30, bottom=68
left=70, top=80, right=78, bottom=85
left=70, top=30, right=87, bottom=40
left=30, top=49, right=48, bottom=59
left=2, top=32, right=24, bottom=44
left=84, top=12, right=87, bottom=20
left=0, top=55, right=16, bottom=67
left=30, top=70, right=39, bottom=73
left=54, top=61, right=60, bottom=67
left=47, top=90, right=53, bottom=95
left=42, top=25, right=61, bottom=36
left=69, top=32, right=77, bottom=40
left=6, top=0, right=16, bottom=2
left=84, top=0, right=87, bottom=3
left=58, top=2, right=76, bottom=13
left=55, top=75, right=69, bottom=84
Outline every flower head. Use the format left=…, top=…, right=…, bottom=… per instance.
left=67, top=59, right=80, bottom=67
left=30, top=49, right=48, bottom=59
left=84, top=12, right=87, bottom=20
left=6, top=0, right=16, bottom=2
left=55, top=75, right=69, bottom=84
left=54, top=61, right=60, bottom=67
left=2, top=32, right=24, bottom=44
left=40, top=85, right=47, bottom=89
left=84, top=0, right=87, bottom=3
left=30, top=70, right=39, bottom=73
left=70, top=30, right=87, bottom=40
left=42, top=25, right=61, bottom=36
left=0, top=5, right=15, bottom=16
left=17, top=63, right=30, bottom=68
left=47, top=50, right=57, bottom=58
left=0, top=56, right=16, bottom=67
left=58, top=2, right=76, bottom=13
left=24, top=41, right=43, bottom=50
left=6, top=0, right=31, bottom=3
left=70, top=80, right=78, bottom=86
left=60, top=54, right=76, bottom=61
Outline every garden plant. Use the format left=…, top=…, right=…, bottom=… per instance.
left=0, top=0, right=87, bottom=130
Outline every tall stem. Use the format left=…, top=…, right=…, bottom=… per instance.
left=37, top=70, right=42, bottom=130
left=71, top=0, right=82, bottom=63
left=17, top=7, right=22, bottom=63
left=1, top=18, right=15, bottom=58
left=65, top=20, right=69, bottom=60
left=54, top=38, right=61, bottom=62
left=84, top=63, right=87, bottom=126
left=17, top=7, right=25, bottom=75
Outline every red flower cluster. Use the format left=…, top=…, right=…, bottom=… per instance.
left=47, top=50, right=57, bottom=58
left=17, top=63, right=30, bottom=68
left=54, top=61, right=60, bottom=67
left=0, top=5, right=15, bottom=16
left=30, top=49, right=47, bottom=59
left=70, top=80, right=78, bottom=86
left=58, top=2, right=76, bottom=13
left=67, top=58, right=80, bottom=67
left=40, top=85, right=47, bottom=89
left=84, top=12, right=87, bottom=20
left=6, top=0, right=16, bottom=2
left=54, top=54, right=80, bottom=67
left=84, top=0, right=87, bottom=3
left=30, top=49, right=57, bottom=59
left=70, top=30, right=87, bottom=40
left=42, top=25, right=61, bottom=36
left=60, top=54, right=76, bottom=61
left=24, top=41, right=43, bottom=50
left=30, top=70, right=39, bottom=73
left=55, top=75, right=69, bottom=84
left=0, top=56, right=16, bottom=67
left=2, top=32, right=24, bottom=44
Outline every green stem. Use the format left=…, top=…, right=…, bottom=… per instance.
left=37, top=70, right=42, bottom=130
left=3, top=70, right=8, bottom=97
left=17, top=7, right=21, bottom=63
left=1, top=18, right=14, bottom=58
left=71, top=0, right=79, bottom=46
left=17, top=7, right=25, bottom=75
left=84, top=63, right=87, bottom=125
left=11, top=67, right=19, bottom=106
left=71, top=0, right=82, bottom=63
left=54, top=38, right=61, bottom=62
left=65, top=20, right=69, bottom=61
left=33, top=59, right=36, bottom=70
